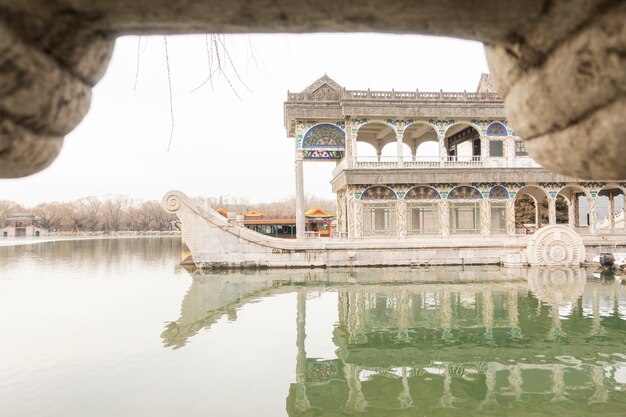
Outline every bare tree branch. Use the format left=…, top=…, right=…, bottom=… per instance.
left=163, top=36, right=175, bottom=152
left=217, top=36, right=251, bottom=93
left=191, top=34, right=247, bottom=101
left=134, top=36, right=142, bottom=92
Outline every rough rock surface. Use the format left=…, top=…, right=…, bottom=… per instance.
left=0, top=0, right=623, bottom=178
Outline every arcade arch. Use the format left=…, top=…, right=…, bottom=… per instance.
left=596, top=185, right=625, bottom=230
left=355, top=122, right=397, bottom=159
left=444, top=124, right=482, bottom=161
left=380, top=142, right=411, bottom=157
left=402, top=123, right=439, bottom=159
left=515, top=186, right=550, bottom=231
left=557, top=185, right=591, bottom=229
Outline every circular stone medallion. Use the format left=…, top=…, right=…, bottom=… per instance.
left=526, top=225, right=585, bottom=266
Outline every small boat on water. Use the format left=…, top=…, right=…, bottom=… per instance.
left=593, top=252, right=626, bottom=269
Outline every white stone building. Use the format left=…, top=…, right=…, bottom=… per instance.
left=284, top=75, right=626, bottom=239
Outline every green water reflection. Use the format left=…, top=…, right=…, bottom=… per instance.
left=168, top=267, right=626, bottom=416
left=0, top=239, right=624, bottom=416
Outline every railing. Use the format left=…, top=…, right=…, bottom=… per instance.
left=288, top=90, right=501, bottom=102
left=304, top=231, right=320, bottom=239
left=347, top=155, right=484, bottom=169
left=515, top=221, right=532, bottom=235
left=330, top=231, right=349, bottom=239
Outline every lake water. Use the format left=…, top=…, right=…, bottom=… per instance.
left=0, top=237, right=625, bottom=416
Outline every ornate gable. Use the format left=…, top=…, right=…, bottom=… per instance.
left=476, top=73, right=496, bottom=93
left=300, top=74, right=343, bottom=100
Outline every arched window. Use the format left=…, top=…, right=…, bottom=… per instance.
left=448, top=186, right=482, bottom=199
left=405, top=187, right=440, bottom=235
left=405, top=186, right=441, bottom=200
left=448, top=186, right=482, bottom=234
left=361, top=186, right=397, bottom=200
left=302, top=124, right=345, bottom=148
left=489, top=185, right=509, bottom=199
left=486, top=122, right=507, bottom=136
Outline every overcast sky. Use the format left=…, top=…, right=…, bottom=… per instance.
left=0, top=34, right=490, bottom=206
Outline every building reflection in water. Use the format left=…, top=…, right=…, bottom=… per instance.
left=163, top=267, right=626, bottom=415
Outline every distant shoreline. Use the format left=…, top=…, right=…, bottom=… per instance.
left=0, top=232, right=180, bottom=247
left=47, top=230, right=181, bottom=237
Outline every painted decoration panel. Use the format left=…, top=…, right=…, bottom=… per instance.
left=302, top=124, right=345, bottom=149
left=405, top=186, right=441, bottom=200
left=448, top=186, right=483, bottom=199
left=303, top=150, right=344, bottom=160
left=489, top=185, right=509, bottom=199
left=486, top=122, right=507, bottom=136
left=361, top=186, right=397, bottom=200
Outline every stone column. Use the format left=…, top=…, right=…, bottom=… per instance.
left=590, top=365, right=608, bottom=404
left=573, top=195, right=580, bottom=227
left=397, top=290, right=410, bottom=340
left=397, top=200, right=407, bottom=237
left=344, top=364, right=367, bottom=413
left=535, top=198, right=542, bottom=228
left=507, top=290, right=522, bottom=339
left=590, top=288, right=604, bottom=338
left=335, top=190, right=342, bottom=233
left=336, top=190, right=346, bottom=235
left=355, top=291, right=366, bottom=341
left=295, top=156, right=305, bottom=238
left=295, top=290, right=310, bottom=412
left=548, top=197, right=557, bottom=225
left=440, top=364, right=455, bottom=408
left=588, top=197, right=597, bottom=234
left=438, top=133, right=446, bottom=166
left=296, top=290, right=306, bottom=373
left=568, top=198, right=576, bottom=229
left=347, top=190, right=355, bottom=239
left=347, top=290, right=357, bottom=342
left=480, top=199, right=491, bottom=236
left=346, top=120, right=354, bottom=168
left=440, top=289, right=452, bottom=341
left=548, top=304, right=563, bottom=340
left=397, top=367, right=413, bottom=408
left=482, top=289, right=494, bottom=340
left=506, top=199, right=516, bottom=235
left=440, top=200, right=449, bottom=237
left=338, top=290, right=348, bottom=326
left=480, top=134, right=488, bottom=160
left=608, top=191, right=615, bottom=229
left=508, top=365, right=523, bottom=401
left=551, top=365, right=566, bottom=402
left=481, top=362, right=497, bottom=408
left=396, top=133, right=404, bottom=167
left=506, top=135, right=515, bottom=167
left=354, top=200, right=363, bottom=238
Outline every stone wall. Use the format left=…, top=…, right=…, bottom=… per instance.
left=163, top=190, right=626, bottom=269
left=0, top=0, right=623, bottom=179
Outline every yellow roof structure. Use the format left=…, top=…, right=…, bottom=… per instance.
left=244, top=210, right=264, bottom=219
left=304, top=208, right=334, bottom=218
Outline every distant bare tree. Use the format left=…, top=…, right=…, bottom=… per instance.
left=0, top=200, right=25, bottom=227
left=79, top=197, right=103, bottom=232
left=32, top=202, right=63, bottom=231
left=102, top=196, right=131, bottom=231
left=1, top=193, right=333, bottom=232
